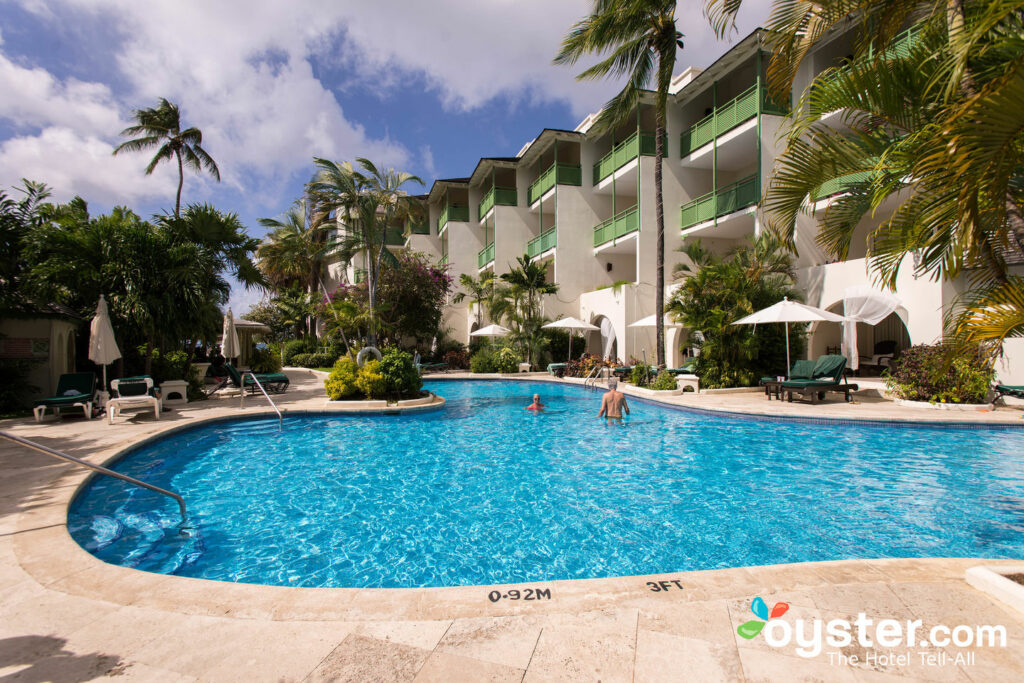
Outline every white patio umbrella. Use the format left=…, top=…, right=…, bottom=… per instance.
left=221, top=308, right=240, bottom=361
left=627, top=314, right=683, bottom=328
left=470, top=323, right=512, bottom=337
left=88, top=295, right=121, bottom=394
left=542, top=316, right=599, bottom=361
left=732, top=297, right=845, bottom=377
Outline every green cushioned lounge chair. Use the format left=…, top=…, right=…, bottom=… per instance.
left=33, top=372, right=97, bottom=422
left=759, top=359, right=816, bottom=399
left=222, top=363, right=290, bottom=394
left=994, top=384, right=1024, bottom=402
left=781, top=354, right=859, bottom=404
left=547, top=363, right=567, bottom=377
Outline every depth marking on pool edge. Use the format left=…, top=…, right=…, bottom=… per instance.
left=487, top=588, right=552, bottom=602
left=647, top=579, right=686, bottom=592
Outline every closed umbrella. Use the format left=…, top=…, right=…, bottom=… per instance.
left=88, top=295, right=121, bottom=395
left=542, top=316, right=599, bottom=361
left=732, top=297, right=845, bottom=377
left=470, top=323, right=512, bottom=337
left=222, top=308, right=240, bottom=361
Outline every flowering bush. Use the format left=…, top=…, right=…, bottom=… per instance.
left=443, top=349, right=469, bottom=369
left=650, top=370, right=678, bottom=390
left=378, top=348, right=422, bottom=398
left=325, top=357, right=360, bottom=400
left=355, top=359, right=388, bottom=399
left=562, top=352, right=606, bottom=378
left=494, top=348, right=522, bottom=373
left=884, top=344, right=994, bottom=404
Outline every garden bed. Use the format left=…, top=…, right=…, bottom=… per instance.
left=895, top=399, right=994, bottom=412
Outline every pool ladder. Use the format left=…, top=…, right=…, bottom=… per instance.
left=584, top=365, right=610, bottom=389
left=239, top=371, right=282, bottom=427
left=0, top=430, right=188, bottom=523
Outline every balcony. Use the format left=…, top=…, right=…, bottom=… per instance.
left=439, top=253, right=448, bottom=266
left=813, top=170, right=873, bottom=201
left=593, top=206, right=639, bottom=248
left=354, top=268, right=366, bottom=284
left=405, top=218, right=430, bottom=236
left=680, top=174, right=759, bottom=230
left=527, top=227, right=557, bottom=259
left=478, top=186, right=517, bottom=220
left=527, top=163, right=582, bottom=205
left=437, top=204, right=470, bottom=233
left=385, top=226, right=404, bottom=246
left=593, top=130, right=656, bottom=185
left=478, top=242, right=495, bottom=269
left=680, top=85, right=789, bottom=157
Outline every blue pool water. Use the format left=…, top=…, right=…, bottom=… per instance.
left=68, top=380, right=1024, bottom=588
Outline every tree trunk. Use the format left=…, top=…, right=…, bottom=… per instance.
left=654, top=111, right=667, bottom=367
left=175, top=151, right=184, bottom=218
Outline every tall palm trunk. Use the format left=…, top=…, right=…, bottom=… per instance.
left=175, top=150, right=184, bottom=218
left=654, top=109, right=667, bottom=367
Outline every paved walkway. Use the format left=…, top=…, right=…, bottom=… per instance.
left=2, top=371, right=1023, bottom=681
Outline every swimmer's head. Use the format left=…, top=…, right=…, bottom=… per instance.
left=608, top=378, right=619, bottom=389
left=533, top=394, right=540, bottom=402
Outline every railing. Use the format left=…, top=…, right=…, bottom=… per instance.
left=478, top=185, right=517, bottom=220
left=527, top=227, right=557, bottom=258
left=813, top=170, right=873, bottom=201
left=478, top=242, right=495, bottom=268
left=680, top=174, right=759, bottom=230
left=592, top=130, right=656, bottom=185
left=680, top=84, right=790, bottom=157
left=354, top=268, right=366, bottom=284
left=437, top=203, right=470, bottom=233
left=384, top=226, right=404, bottom=246
left=593, top=206, right=640, bottom=247
left=0, top=430, right=188, bottom=523
left=240, top=371, right=282, bottom=427
left=439, top=253, right=448, bottom=266
left=528, top=163, right=582, bottom=205
left=405, top=219, right=430, bottom=235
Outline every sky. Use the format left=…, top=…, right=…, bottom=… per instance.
left=0, top=0, right=769, bottom=314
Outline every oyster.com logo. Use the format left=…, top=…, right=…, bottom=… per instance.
left=737, top=596, right=789, bottom=639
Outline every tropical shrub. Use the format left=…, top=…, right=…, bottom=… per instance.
left=0, top=359, right=40, bottom=415
left=562, top=352, right=606, bottom=378
left=250, top=346, right=282, bottom=374
left=443, top=349, right=469, bottom=370
left=884, top=344, right=994, bottom=404
left=544, top=329, right=586, bottom=366
left=650, top=370, right=677, bottom=391
left=355, top=359, right=388, bottom=399
left=378, top=348, right=422, bottom=398
left=281, top=339, right=315, bottom=365
left=631, top=364, right=652, bottom=387
left=470, top=348, right=497, bottom=373
left=290, top=352, right=335, bottom=369
left=324, top=357, right=360, bottom=400
left=494, top=348, right=522, bottom=373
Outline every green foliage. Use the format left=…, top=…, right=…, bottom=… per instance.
left=141, top=347, right=204, bottom=400
left=355, top=359, right=387, bottom=399
left=249, top=346, right=282, bottom=374
left=470, top=348, right=497, bottom=373
left=563, top=352, right=605, bottom=378
left=324, top=357, right=360, bottom=400
left=650, top=370, right=678, bottom=391
left=491, top=255, right=559, bottom=366
left=670, top=235, right=804, bottom=389
left=378, top=348, right=422, bottom=398
left=243, top=301, right=292, bottom=343
left=544, top=328, right=586, bottom=366
left=290, top=352, right=335, bottom=369
left=884, top=344, right=995, bottom=404
left=493, top=347, right=522, bottom=373
left=281, top=338, right=315, bottom=365
left=631, top=364, right=652, bottom=387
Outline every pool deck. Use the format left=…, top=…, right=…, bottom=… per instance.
left=2, top=370, right=1024, bottom=681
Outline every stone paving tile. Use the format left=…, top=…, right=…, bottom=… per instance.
left=634, top=627, right=746, bottom=682
left=738, top=647, right=859, bottom=682
left=413, top=650, right=524, bottom=682
left=435, top=614, right=545, bottom=670
left=521, top=608, right=639, bottom=683
left=351, top=619, right=453, bottom=650
left=307, top=633, right=432, bottom=681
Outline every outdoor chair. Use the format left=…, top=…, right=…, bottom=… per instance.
left=108, top=376, right=161, bottom=424
left=33, top=372, right=97, bottom=422
left=994, top=384, right=1024, bottom=403
left=759, top=359, right=817, bottom=399
left=223, top=363, right=290, bottom=394
left=781, top=354, right=859, bottom=404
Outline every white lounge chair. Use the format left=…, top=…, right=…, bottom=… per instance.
left=108, top=377, right=161, bottom=424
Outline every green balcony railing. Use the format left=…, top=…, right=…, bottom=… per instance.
left=437, top=203, right=470, bottom=233
left=478, top=242, right=495, bottom=268
left=813, top=171, right=873, bottom=201
left=385, top=226, right=404, bottom=246
left=680, top=84, right=790, bottom=157
left=593, top=130, right=656, bottom=185
left=404, top=218, right=430, bottom=235
left=680, top=174, right=759, bottom=230
left=354, top=268, right=367, bottom=284
left=527, top=163, right=582, bottom=205
left=593, top=206, right=640, bottom=247
left=527, top=227, right=557, bottom=258
left=478, top=185, right=517, bottom=220
left=439, top=253, right=448, bottom=266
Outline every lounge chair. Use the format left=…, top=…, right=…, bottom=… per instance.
left=781, top=354, right=859, bottom=404
left=667, top=360, right=698, bottom=375
left=33, top=372, right=97, bottom=422
left=412, top=353, right=447, bottom=375
left=758, top=359, right=817, bottom=399
left=223, top=363, right=290, bottom=394
left=994, top=384, right=1024, bottom=403
left=108, top=376, right=161, bottom=424
left=547, top=363, right=567, bottom=377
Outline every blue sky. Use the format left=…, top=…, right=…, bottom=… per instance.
left=0, top=0, right=767, bottom=313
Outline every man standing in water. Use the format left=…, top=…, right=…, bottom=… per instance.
left=525, top=394, right=546, bottom=412
left=598, top=378, right=630, bottom=424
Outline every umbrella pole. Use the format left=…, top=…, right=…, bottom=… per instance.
left=568, top=331, right=573, bottom=362
left=784, top=323, right=791, bottom=379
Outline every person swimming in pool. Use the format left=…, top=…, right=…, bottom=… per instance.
left=598, top=378, right=629, bottom=424
left=525, top=394, right=546, bottom=412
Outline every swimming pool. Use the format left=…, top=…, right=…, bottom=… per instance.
left=68, top=379, right=1024, bottom=588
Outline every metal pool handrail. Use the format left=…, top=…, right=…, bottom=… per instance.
left=240, top=371, right=282, bottom=426
left=0, top=430, right=188, bottom=523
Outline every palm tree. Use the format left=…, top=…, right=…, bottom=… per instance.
left=493, top=255, right=559, bottom=366
left=308, top=158, right=423, bottom=347
left=554, top=0, right=683, bottom=368
left=257, top=199, right=329, bottom=292
left=452, top=272, right=495, bottom=328
left=113, top=98, right=220, bottom=217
